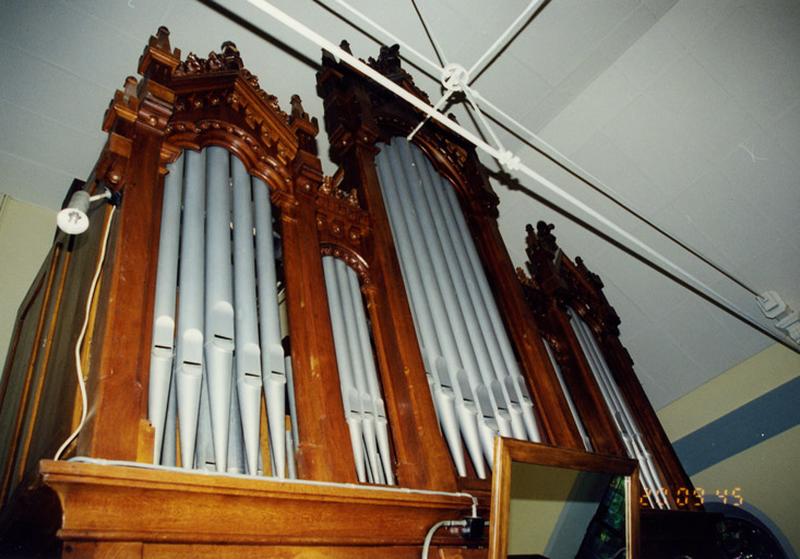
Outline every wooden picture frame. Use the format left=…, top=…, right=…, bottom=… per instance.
left=488, top=437, right=640, bottom=559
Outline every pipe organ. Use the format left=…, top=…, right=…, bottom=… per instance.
left=0, top=28, right=698, bottom=558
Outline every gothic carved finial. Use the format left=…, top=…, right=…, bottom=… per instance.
left=289, top=94, right=319, bottom=152
left=290, top=94, right=308, bottom=122
left=339, top=40, right=352, bottom=54
left=151, top=26, right=173, bottom=53
left=122, top=76, right=138, bottom=102
left=525, top=221, right=558, bottom=260
left=575, top=256, right=604, bottom=290
left=366, top=44, right=430, bottom=104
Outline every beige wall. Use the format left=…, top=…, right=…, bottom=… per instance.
left=658, top=344, right=800, bottom=555
left=0, top=194, right=55, bottom=373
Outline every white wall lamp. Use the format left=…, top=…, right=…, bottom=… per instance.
left=57, top=189, right=112, bottom=235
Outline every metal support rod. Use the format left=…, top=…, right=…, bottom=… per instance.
left=375, top=148, right=469, bottom=477
left=232, top=156, right=264, bottom=476
left=148, top=154, right=183, bottom=464
left=253, top=176, right=288, bottom=479
left=204, top=146, right=235, bottom=472
left=175, top=149, right=206, bottom=468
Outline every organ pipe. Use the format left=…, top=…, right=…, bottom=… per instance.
left=148, top=153, right=183, bottom=464
left=204, top=146, right=235, bottom=471
left=174, top=149, right=206, bottom=469
left=231, top=156, right=264, bottom=476
left=377, top=145, right=482, bottom=478
left=253, top=177, right=288, bottom=478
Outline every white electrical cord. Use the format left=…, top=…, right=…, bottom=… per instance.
left=239, top=0, right=799, bottom=353
left=54, top=203, right=117, bottom=461
left=421, top=519, right=467, bottom=559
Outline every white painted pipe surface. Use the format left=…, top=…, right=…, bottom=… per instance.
left=149, top=153, right=183, bottom=464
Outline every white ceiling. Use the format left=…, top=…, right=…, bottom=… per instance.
left=1, top=0, right=797, bottom=409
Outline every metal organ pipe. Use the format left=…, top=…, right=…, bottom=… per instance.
left=322, top=255, right=368, bottom=483
left=174, top=149, right=206, bottom=469
left=378, top=144, right=485, bottom=479
left=409, top=144, right=515, bottom=442
left=253, top=177, right=288, bottom=479
left=374, top=149, right=469, bottom=478
left=542, top=339, right=592, bottom=452
left=204, top=146, right=235, bottom=471
left=439, top=174, right=541, bottom=443
left=149, top=146, right=294, bottom=479
left=394, top=140, right=500, bottom=468
left=347, top=270, right=395, bottom=485
left=334, top=258, right=383, bottom=484
left=149, top=153, right=183, bottom=464
left=231, top=157, right=265, bottom=476
left=568, top=309, right=667, bottom=509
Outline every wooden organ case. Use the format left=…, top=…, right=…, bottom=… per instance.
left=0, top=28, right=698, bottom=558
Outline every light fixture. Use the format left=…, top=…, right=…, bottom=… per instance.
left=56, top=189, right=112, bottom=235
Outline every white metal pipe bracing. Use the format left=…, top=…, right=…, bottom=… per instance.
left=322, top=255, right=367, bottom=482
left=374, top=148, right=469, bottom=478
left=379, top=143, right=486, bottom=478
left=239, top=0, right=797, bottom=354
left=440, top=177, right=542, bottom=443
left=575, top=313, right=669, bottom=510
left=395, top=140, right=499, bottom=467
left=227, top=364, right=245, bottom=474
left=175, top=149, right=206, bottom=469
left=149, top=153, right=184, bottom=464
left=347, top=269, right=395, bottom=485
left=335, top=258, right=383, bottom=484
left=204, top=146, right=235, bottom=472
left=542, top=339, right=592, bottom=452
left=408, top=142, right=515, bottom=441
left=568, top=310, right=664, bottom=509
left=426, top=161, right=526, bottom=441
left=253, top=176, right=288, bottom=479
left=232, top=156, right=264, bottom=476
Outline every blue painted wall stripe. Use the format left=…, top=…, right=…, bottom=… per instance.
left=672, top=377, right=800, bottom=476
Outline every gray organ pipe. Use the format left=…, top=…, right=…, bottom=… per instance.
left=542, top=339, right=592, bottom=452
left=568, top=309, right=666, bottom=510
left=347, top=270, right=395, bottom=485
left=374, top=150, right=467, bottom=478
left=439, top=169, right=542, bottom=443
left=227, top=366, right=245, bottom=474
left=322, top=255, right=367, bottom=482
left=148, top=147, right=293, bottom=478
left=285, top=355, right=299, bottom=452
left=204, top=146, right=235, bottom=472
left=393, top=140, right=499, bottom=468
left=253, top=178, right=287, bottom=479
left=232, top=156, right=264, bottom=476
left=409, top=143, right=516, bottom=442
left=149, top=153, right=183, bottom=464
left=334, top=258, right=383, bottom=484
left=175, top=149, right=206, bottom=468
left=377, top=145, right=485, bottom=478
left=161, top=369, right=178, bottom=466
